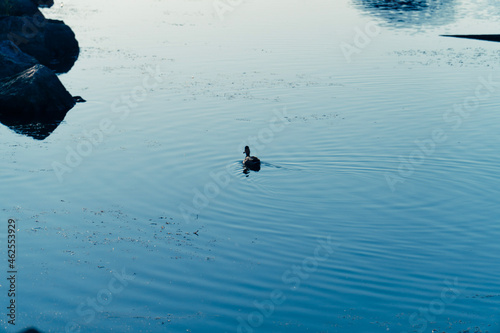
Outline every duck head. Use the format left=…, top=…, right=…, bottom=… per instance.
left=244, top=146, right=251, bottom=157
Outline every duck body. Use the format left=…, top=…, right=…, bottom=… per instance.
left=243, top=146, right=261, bottom=171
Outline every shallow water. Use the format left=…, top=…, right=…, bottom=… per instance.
left=1, top=0, right=500, bottom=332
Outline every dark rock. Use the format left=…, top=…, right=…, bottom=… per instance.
left=0, top=39, right=38, bottom=78
left=31, top=0, right=54, bottom=8
left=0, top=0, right=42, bottom=17
left=73, top=95, right=86, bottom=103
left=0, top=0, right=79, bottom=140
left=0, top=64, right=75, bottom=140
left=0, top=15, right=79, bottom=73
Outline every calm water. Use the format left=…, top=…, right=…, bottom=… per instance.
left=1, top=0, right=500, bottom=332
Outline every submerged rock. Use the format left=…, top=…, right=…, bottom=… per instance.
left=0, top=64, right=75, bottom=139
left=0, top=15, right=79, bottom=73
left=18, top=328, right=43, bottom=333
left=441, top=34, right=500, bottom=43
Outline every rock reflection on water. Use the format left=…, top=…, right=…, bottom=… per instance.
left=3, top=120, right=64, bottom=140
left=352, top=0, right=457, bottom=30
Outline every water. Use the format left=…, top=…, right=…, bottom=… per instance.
left=1, top=0, right=500, bottom=332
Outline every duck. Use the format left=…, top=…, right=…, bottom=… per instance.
left=243, top=146, right=261, bottom=171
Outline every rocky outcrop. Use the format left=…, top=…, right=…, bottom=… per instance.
left=0, top=15, right=79, bottom=73
left=0, top=63, right=75, bottom=119
left=0, top=0, right=53, bottom=16
left=32, top=0, right=54, bottom=8
left=0, top=39, right=38, bottom=77
left=0, top=0, right=41, bottom=17
left=0, top=64, right=75, bottom=139
left=0, top=0, right=80, bottom=140
left=0, top=41, right=75, bottom=140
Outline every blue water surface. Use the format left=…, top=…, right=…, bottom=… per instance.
left=1, top=0, right=500, bottom=332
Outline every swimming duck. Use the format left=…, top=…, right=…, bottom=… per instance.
left=243, top=146, right=261, bottom=171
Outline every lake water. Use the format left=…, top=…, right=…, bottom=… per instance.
left=1, top=0, right=500, bottom=332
